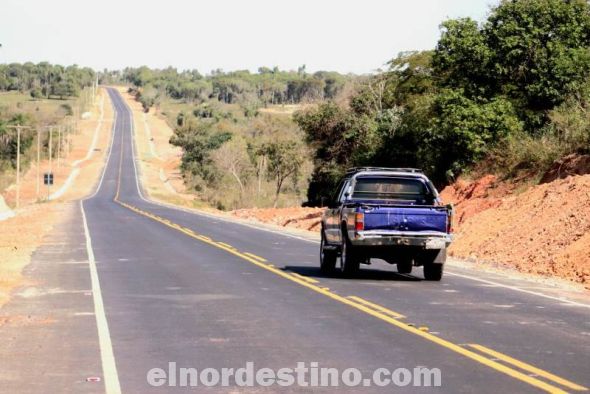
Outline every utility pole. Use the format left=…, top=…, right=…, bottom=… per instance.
left=57, top=125, right=62, bottom=169
left=6, top=125, right=32, bottom=209
left=95, top=74, right=99, bottom=104
left=65, top=121, right=70, bottom=158
left=48, top=126, right=53, bottom=199
left=36, top=127, right=41, bottom=197
left=16, top=126, right=20, bottom=209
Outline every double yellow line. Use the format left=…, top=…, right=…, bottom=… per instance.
left=112, top=114, right=586, bottom=394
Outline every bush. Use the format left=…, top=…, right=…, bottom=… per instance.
left=424, top=90, right=523, bottom=182
left=485, top=95, right=590, bottom=177
left=486, top=132, right=563, bottom=177
left=548, top=97, right=590, bottom=154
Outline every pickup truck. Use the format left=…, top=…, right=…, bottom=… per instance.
left=320, top=167, right=453, bottom=281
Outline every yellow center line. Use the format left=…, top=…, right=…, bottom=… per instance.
left=243, top=252, right=268, bottom=262
left=346, top=296, right=406, bottom=319
left=112, top=196, right=580, bottom=393
left=289, top=272, right=319, bottom=284
left=114, top=120, right=125, bottom=201
left=217, top=242, right=235, bottom=249
left=469, top=344, right=587, bottom=391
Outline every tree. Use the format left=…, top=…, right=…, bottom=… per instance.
left=51, top=76, right=79, bottom=99
left=169, top=122, right=232, bottom=191
left=432, top=18, right=493, bottom=97
left=138, top=85, right=160, bottom=112
left=0, top=114, right=35, bottom=168
left=212, top=136, right=251, bottom=195
left=262, top=141, right=304, bottom=208
left=425, top=89, right=523, bottom=181
left=295, top=101, right=380, bottom=205
left=433, top=0, right=590, bottom=119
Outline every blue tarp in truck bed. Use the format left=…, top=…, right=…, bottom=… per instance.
left=362, top=206, right=447, bottom=233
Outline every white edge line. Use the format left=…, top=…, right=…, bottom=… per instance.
left=115, top=89, right=590, bottom=310
left=80, top=201, right=122, bottom=394
left=445, top=271, right=590, bottom=309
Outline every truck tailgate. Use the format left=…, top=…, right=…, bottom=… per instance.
left=363, top=207, right=447, bottom=233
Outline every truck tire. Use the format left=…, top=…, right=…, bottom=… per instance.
left=416, top=249, right=447, bottom=266
left=397, top=258, right=413, bottom=274
left=424, top=263, right=444, bottom=281
left=320, top=231, right=337, bottom=273
left=340, top=234, right=360, bottom=276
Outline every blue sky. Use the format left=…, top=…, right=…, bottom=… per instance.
left=1, top=0, right=497, bottom=74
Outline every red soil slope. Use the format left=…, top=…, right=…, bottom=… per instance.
left=441, top=173, right=590, bottom=288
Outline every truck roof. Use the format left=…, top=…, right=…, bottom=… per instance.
left=345, top=167, right=428, bottom=180
left=346, top=167, right=423, bottom=175
left=344, top=167, right=438, bottom=197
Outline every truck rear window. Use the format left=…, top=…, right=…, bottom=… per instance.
left=352, top=177, right=429, bottom=201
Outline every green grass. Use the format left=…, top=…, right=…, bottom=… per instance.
left=0, top=91, right=78, bottom=122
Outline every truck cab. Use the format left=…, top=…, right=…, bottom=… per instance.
left=320, top=167, right=453, bottom=280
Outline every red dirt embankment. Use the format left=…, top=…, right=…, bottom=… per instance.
left=441, top=170, right=590, bottom=289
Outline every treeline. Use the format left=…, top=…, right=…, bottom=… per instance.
left=106, top=66, right=352, bottom=112
left=296, top=0, right=590, bottom=205
left=0, top=62, right=95, bottom=99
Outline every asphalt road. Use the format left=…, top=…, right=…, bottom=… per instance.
left=1, top=88, right=589, bottom=393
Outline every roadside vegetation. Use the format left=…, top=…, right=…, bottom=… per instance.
left=0, top=63, right=96, bottom=192
left=295, top=0, right=590, bottom=205
left=111, top=67, right=357, bottom=210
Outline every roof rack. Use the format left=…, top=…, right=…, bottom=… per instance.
left=345, top=167, right=424, bottom=175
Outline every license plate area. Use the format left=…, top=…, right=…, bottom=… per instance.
left=425, top=238, right=446, bottom=249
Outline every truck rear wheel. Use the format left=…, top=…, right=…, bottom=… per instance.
left=340, top=236, right=359, bottom=276
left=424, top=263, right=444, bottom=281
left=397, top=258, right=413, bottom=274
left=320, top=231, right=337, bottom=273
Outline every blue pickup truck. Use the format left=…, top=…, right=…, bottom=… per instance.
left=320, top=168, right=453, bottom=280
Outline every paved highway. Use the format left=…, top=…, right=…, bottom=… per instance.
left=1, top=88, right=589, bottom=393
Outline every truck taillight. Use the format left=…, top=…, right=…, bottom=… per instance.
left=355, top=212, right=364, bottom=231
left=447, top=207, right=454, bottom=234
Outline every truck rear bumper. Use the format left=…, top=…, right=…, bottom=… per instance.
left=351, top=230, right=452, bottom=248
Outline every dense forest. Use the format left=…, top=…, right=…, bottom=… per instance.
left=103, top=66, right=352, bottom=111
left=0, top=62, right=95, bottom=99
left=295, top=0, right=590, bottom=205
